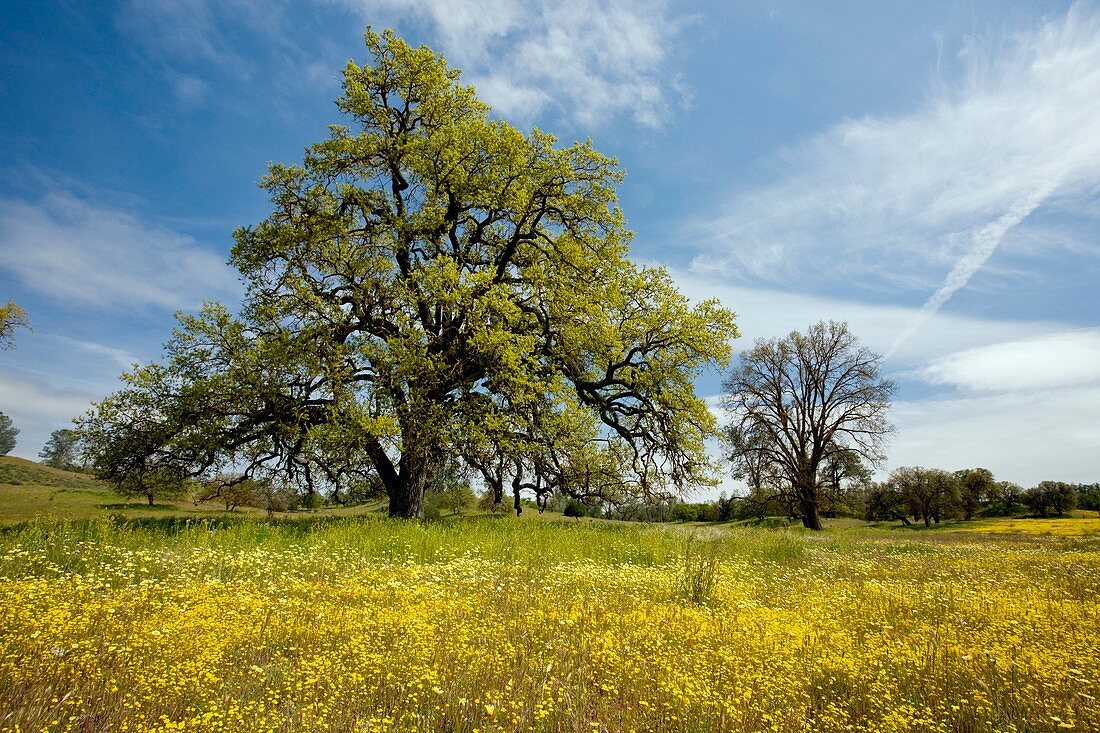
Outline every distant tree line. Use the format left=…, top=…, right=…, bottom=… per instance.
left=651, top=471, right=1093, bottom=526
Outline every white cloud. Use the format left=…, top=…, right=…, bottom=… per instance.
left=116, top=0, right=687, bottom=126
left=0, top=371, right=98, bottom=460
left=690, top=4, right=1100, bottom=342
left=115, top=0, right=255, bottom=82
left=678, top=271, right=1100, bottom=489
left=0, top=189, right=240, bottom=311
left=350, top=0, right=687, bottom=128
left=918, top=328, right=1100, bottom=392
left=54, top=337, right=141, bottom=372
left=665, top=268, right=1062, bottom=370
left=115, top=0, right=344, bottom=111
left=890, top=387, right=1100, bottom=485
left=170, top=73, right=211, bottom=108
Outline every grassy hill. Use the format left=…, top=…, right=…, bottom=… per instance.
left=0, top=455, right=398, bottom=524
left=0, top=456, right=279, bottom=523
left=0, top=456, right=119, bottom=522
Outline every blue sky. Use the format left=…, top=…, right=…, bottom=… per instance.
left=1, top=1, right=1097, bottom=490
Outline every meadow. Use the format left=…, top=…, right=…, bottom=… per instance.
left=0, top=506, right=1097, bottom=733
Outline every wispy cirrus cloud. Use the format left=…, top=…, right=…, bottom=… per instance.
left=115, top=0, right=344, bottom=109
left=0, top=370, right=99, bottom=459
left=917, top=328, right=1100, bottom=393
left=345, top=0, right=688, bottom=128
left=690, top=4, right=1100, bottom=348
left=116, top=0, right=687, bottom=128
left=666, top=267, right=1061, bottom=370
left=0, top=186, right=239, bottom=311
left=54, top=337, right=142, bottom=372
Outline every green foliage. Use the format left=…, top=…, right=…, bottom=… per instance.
left=988, top=480, right=1025, bottom=515
left=437, top=482, right=476, bottom=516
left=1077, top=483, right=1100, bottom=512
left=886, top=466, right=961, bottom=527
left=1024, top=481, right=1077, bottom=517
left=0, top=412, right=17, bottom=456
left=954, top=467, right=996, bottom=520
left=563, top=500, right=586, bottom=520
left=0, top=300, right=30, bottom=351
left=38, top=428, right=82, bottom=470
left=79, top=29, right=735, bottom=520
left=731, top=487, right=788, bottom=522
left=669, top=502, right=698, bottom=522
left=864, top=481, right=912, bottom=525
left=666, top=501, right=719, bottom=523
left=194, top=477, right=265, bottom=512
left=674, top=540, right=720, bottom=605
left=476, top=490, right=512, bottom=515
left=250, top=483, right=302, bottom=518
left=111, top=465, right=189, bottom=506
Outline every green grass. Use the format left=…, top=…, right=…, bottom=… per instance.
left=1, top=495, right=1097, bottom=732
left=0, top=456, right=390, bottom=524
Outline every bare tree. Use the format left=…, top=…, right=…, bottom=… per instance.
left=722, top=321, right=894, bottom=530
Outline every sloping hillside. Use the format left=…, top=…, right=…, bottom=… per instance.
left=0, top=456, right=105, bottom=490
left=0, top=456, right=385, bottom=522
left=0, top=455, right=117, bottom=521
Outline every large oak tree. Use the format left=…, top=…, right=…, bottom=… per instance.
left=81, top=30, right=736, bottom=518
left=722, top=321, right=893, bottom=530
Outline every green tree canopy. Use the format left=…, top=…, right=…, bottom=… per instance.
left=80, top=29, right=735, bottom=518
left=39, top=428, right=82, bottom=470
left=0, top=412, right=18, bottom=456
left=888, top=466, right=961, bottom=527
left=0, top=300, right=30, bottom=351
left=1024, top=480, right=1076, bottom=517
left=954, top=467, right=996, bottom=520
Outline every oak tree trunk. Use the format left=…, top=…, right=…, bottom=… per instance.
left=389, top=448, right=431, bottom=518
left=799, top=494, right=823, bottom=531
left=795, top=474, right=823, bottom=531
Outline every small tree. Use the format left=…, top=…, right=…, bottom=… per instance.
left=255, top=482, right=301, bottom=517
left=0, top=412, right=17, bottom=456
left=563, top=499, right=586, bottom=520
left=723, top=321, right=894, bottom=530
left=1076, top=483, right=1100, bottom=513
left=425, top=459, right=476, bottom=515
left=39, top=428, right=82, bottom=470
left=477, top=490, right=512, bottom=515
left=864, top=481, right=912, bottom=526
left=819, top=448, right=872, bottom=518
left=713, top=493, right=736, bottom=522
left=954, top=467, right=995, bottom=520
left=440, top=483, right=476, bottom=515
left=992, top=481, right=1024, bottom=515
left=0, top=301, right=30, bottom=351
left=670, top=502, right=699, bottom=523
left=1024, top=481, right=1076, bottom=517
left=113, top=465, right=188, bottom=506
left=888, top=466, right=960, bottom=527
left=195, top=477, right=262, bottom=511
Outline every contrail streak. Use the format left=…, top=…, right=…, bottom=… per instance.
left=887, top=181, right=1060, bottom=358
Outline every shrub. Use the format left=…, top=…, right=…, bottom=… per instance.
left=675, top=541, right=720, bottom=605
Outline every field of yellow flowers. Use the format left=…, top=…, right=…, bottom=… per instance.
left=1, top=516, right=1097, bottom=732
